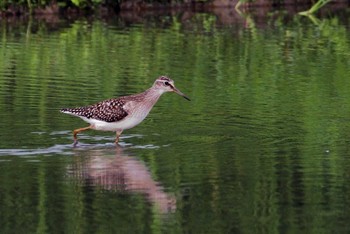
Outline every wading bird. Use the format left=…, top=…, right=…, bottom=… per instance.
left=61, top=76, right=190, bottom=145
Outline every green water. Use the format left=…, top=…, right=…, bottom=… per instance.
left=1, top=11, right=350, bottom=233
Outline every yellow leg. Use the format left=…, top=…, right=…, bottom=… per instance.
left=73, top=126, right=92, bottom=144
left=115, top=130, right=123, bottom=144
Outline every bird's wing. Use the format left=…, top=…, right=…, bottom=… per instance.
left=61, top=98, right=129, bottom=123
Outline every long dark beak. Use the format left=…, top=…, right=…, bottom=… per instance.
left=172, top=86, right=191, bottom=101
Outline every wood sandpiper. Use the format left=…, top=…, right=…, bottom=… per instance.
left=61, top=76, right=190, bottom=145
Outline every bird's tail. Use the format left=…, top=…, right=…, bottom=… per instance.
left=60, top=108, right=86, bottom=117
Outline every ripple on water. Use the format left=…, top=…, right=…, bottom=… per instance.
left=0, top=145, right=74, bottom=156
left=0, top=132, right=165, bottom=157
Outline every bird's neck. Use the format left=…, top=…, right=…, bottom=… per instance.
left=125, top=87, right=164, bottom=118
left=129, top=86, right=164, bottom=110
left=142, top=86, right=165, bottom=106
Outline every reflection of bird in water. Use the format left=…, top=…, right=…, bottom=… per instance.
left=61, top=76, right=190, bottom=145
left=69, top=146, right=176, bottom=214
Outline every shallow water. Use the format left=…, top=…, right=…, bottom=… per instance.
left=1, top=10, right=350, bottom=233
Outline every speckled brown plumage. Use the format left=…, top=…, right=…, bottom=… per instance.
left=61, top=98, right=128, bottom=123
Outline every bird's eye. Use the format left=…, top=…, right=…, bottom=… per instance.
left=165, top=82, right=170, bottom=86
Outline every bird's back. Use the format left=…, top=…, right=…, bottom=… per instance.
left=61, top=98, right=129, bottom=123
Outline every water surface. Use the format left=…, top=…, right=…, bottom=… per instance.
left=1, top=10, right=350, bottom=233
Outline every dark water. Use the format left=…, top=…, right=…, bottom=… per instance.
left=1, top=10, right=350, bottom=233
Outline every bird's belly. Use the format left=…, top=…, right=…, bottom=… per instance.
left=81, top=115, right=147, bottom=132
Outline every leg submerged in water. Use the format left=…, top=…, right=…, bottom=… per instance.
left=73, top=126, right=92, bottom=145
left=115, top=130, right=123, bottom=144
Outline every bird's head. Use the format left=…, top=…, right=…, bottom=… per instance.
left=153, top=76, right=190, bottom=101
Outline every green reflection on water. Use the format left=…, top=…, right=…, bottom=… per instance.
left=1, top=12, right=350, bottom=233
